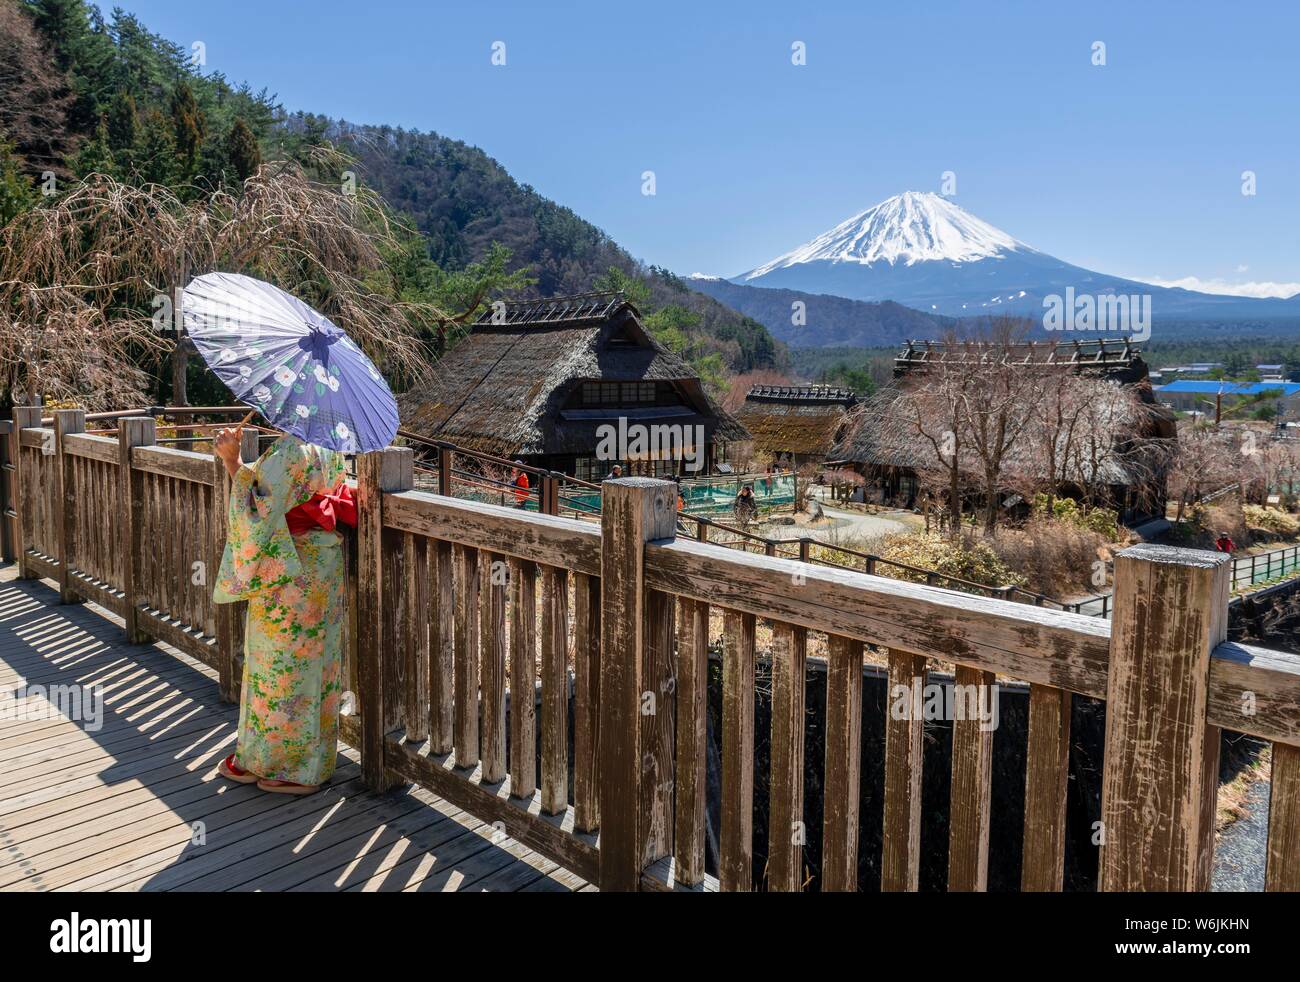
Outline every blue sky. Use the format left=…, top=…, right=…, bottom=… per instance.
left=112, top=0, right=1300, bottom=296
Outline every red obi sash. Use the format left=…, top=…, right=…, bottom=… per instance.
left=285, top=483, right=356, bottom=536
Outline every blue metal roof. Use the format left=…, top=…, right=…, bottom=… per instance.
left=1157, top=380, right=1300, bottom=396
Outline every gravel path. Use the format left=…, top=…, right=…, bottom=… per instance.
left=1212, top=778, right=1270, bottom=891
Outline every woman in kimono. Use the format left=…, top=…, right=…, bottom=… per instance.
left=211, top=426, right=353, bottom=795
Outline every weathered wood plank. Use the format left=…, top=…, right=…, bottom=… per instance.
left=429, top=539, right=454, bottom=755
left=540, top=564, right=569, bottom=816
left=642, top=587, right=675, bottom=866
left=768, top=619, right=807, bottom=892
left=131, top=445, right=216, bottom=486
left=54, top=410, right=85, bottom=604
left=453, top=543, right=481, bottom=770
left=61, top=432, right=119, bottom=464
left=822, top=633, right=863, bottom=892
left=720, top=609, right=755, bottom=891
left=646, top=538, right=1111, bottom=699
left=1021, top=683, right=1071, bottom=891
left=479, top=551, right=508, bottom=783
left=385, top=490, right=599, bottom=576
left=1100, top=544, right=1229, bottom=891
left=404, top=532, right=429, bottom=743
left=948, top=664, right=995, bottom=892
left=1207, top=641, right=1300, bottom=744
left=673, top=596, right=708, bottom=886
left=597, top=477, right=675, bottom=891
left=356, top=448, right=413, bottom=791
left=509, top=557, right=537, bottom=799
left=1266, top=741, right=1300, bottom=891
left=572, top=571, right=600, bottom=833
left=882, top=648, right=925, bottom=892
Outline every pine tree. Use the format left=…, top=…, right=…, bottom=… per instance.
left=169, top=81, right=205, bottom=178
left=0, top=140, right=38, bottom=226
left=225, top=117, right=261, bottom=183
left=71, top=114, right=115, bottom=178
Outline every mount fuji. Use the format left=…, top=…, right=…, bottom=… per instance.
left=717, top=191, right=1300, bottom=324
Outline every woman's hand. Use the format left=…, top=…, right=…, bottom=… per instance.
left=214, top=426, right=244, bottom=478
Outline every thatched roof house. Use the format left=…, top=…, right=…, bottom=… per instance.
left=397, top=291, right=748, bottom=479
left=734, top=385, right=857, bottom=466
left=829, top=338, right=1176, bottom=522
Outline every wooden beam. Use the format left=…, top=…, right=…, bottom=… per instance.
left=1100, top=544, right=1228, bottom=891
left=9, top=408, right=41, bottom=579
left=646, top=538, right=1111, bottom=699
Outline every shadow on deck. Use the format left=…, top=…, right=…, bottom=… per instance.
left=0, top=564, right=590, bottom=892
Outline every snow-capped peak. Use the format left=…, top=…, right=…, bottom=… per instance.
left=741, top=191, right=1029, bottom=279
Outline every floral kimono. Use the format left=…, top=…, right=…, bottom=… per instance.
left=214, top=435, right=347, bottom=785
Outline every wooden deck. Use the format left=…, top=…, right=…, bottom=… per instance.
left=0, top=565, right=591, bottom=893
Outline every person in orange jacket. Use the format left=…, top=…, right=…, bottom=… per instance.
left=511, top=461, right=530, bottom=509
left=1214, top=532, right=1236, bottom=553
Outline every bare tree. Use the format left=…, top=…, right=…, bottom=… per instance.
left=0, top=147, right=453, bottom=410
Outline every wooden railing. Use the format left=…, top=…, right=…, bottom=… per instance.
left=8, top=407, right=1300, bottom=892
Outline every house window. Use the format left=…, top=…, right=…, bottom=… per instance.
left=581, top=381, right=658, bottom=406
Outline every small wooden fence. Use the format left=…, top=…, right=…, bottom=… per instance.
left=8, top=407, right=1300, bottom=891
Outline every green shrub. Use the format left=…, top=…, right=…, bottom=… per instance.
left=1243, top=504, right=1300, bottom=537
left=1032, top=494, right=1120, bottom=540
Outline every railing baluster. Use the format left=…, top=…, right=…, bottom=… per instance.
left=480, top=550, right=508, bottom=782
left=948, top=664, right=995, bottom=891
left=721, top=609, right=756, bottom=891
left=768, top=619, right=807, bottom=892
left=1266, top=741, right=1300, bottom=890
left=429, top=538, right=455, bottom=755
left=540, top=564, right=569, bottom=815
left=509, top=557, right=538, bottom=798
left=453, top=543, right=481, bottom=769
left=882, top=648, right=926, bottom=891
left=1021, top=683, right=1072, bottom=891
left=822, top=633, right=863, bottom=892
left=54, top=409, right=85, bottom=604
left=404, top=532, right=429, bottom=743
left=673, top=596, right=708, bottom=885
left=573, top=571, right=601, bottom=833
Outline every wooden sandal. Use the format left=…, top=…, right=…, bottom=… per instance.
left=256, top=777, right=321, bottom=796
left=218, top=753, right=259, bottom=784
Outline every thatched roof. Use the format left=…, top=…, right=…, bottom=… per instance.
left=830, top=383, right=1169, bottom=488
left=397, top=292, right=748, bottom=457
left=895, top=338, right=1153, bottom=388
left=735, top=385, right=857, bottom=457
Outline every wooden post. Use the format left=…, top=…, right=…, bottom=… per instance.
left=1100, top=544, right=1229, bottom=891
left=597, top=476, right=675, bottom=892
left=356, top=446, right=414, bottom=791
left=53, top=409, right=85, bottom=604
left=121, top=418, right=156, bottom=645
left=10, top=408, right=41, bottom=579
left=212, top=426, right=258, bottom=701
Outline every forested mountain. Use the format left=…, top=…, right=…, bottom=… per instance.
left=308, top=119, right=785, bottom=373
left=686, top=276, right=958, bottom=347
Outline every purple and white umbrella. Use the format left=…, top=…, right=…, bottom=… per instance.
left=181, top=272, right=397, bottom=453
